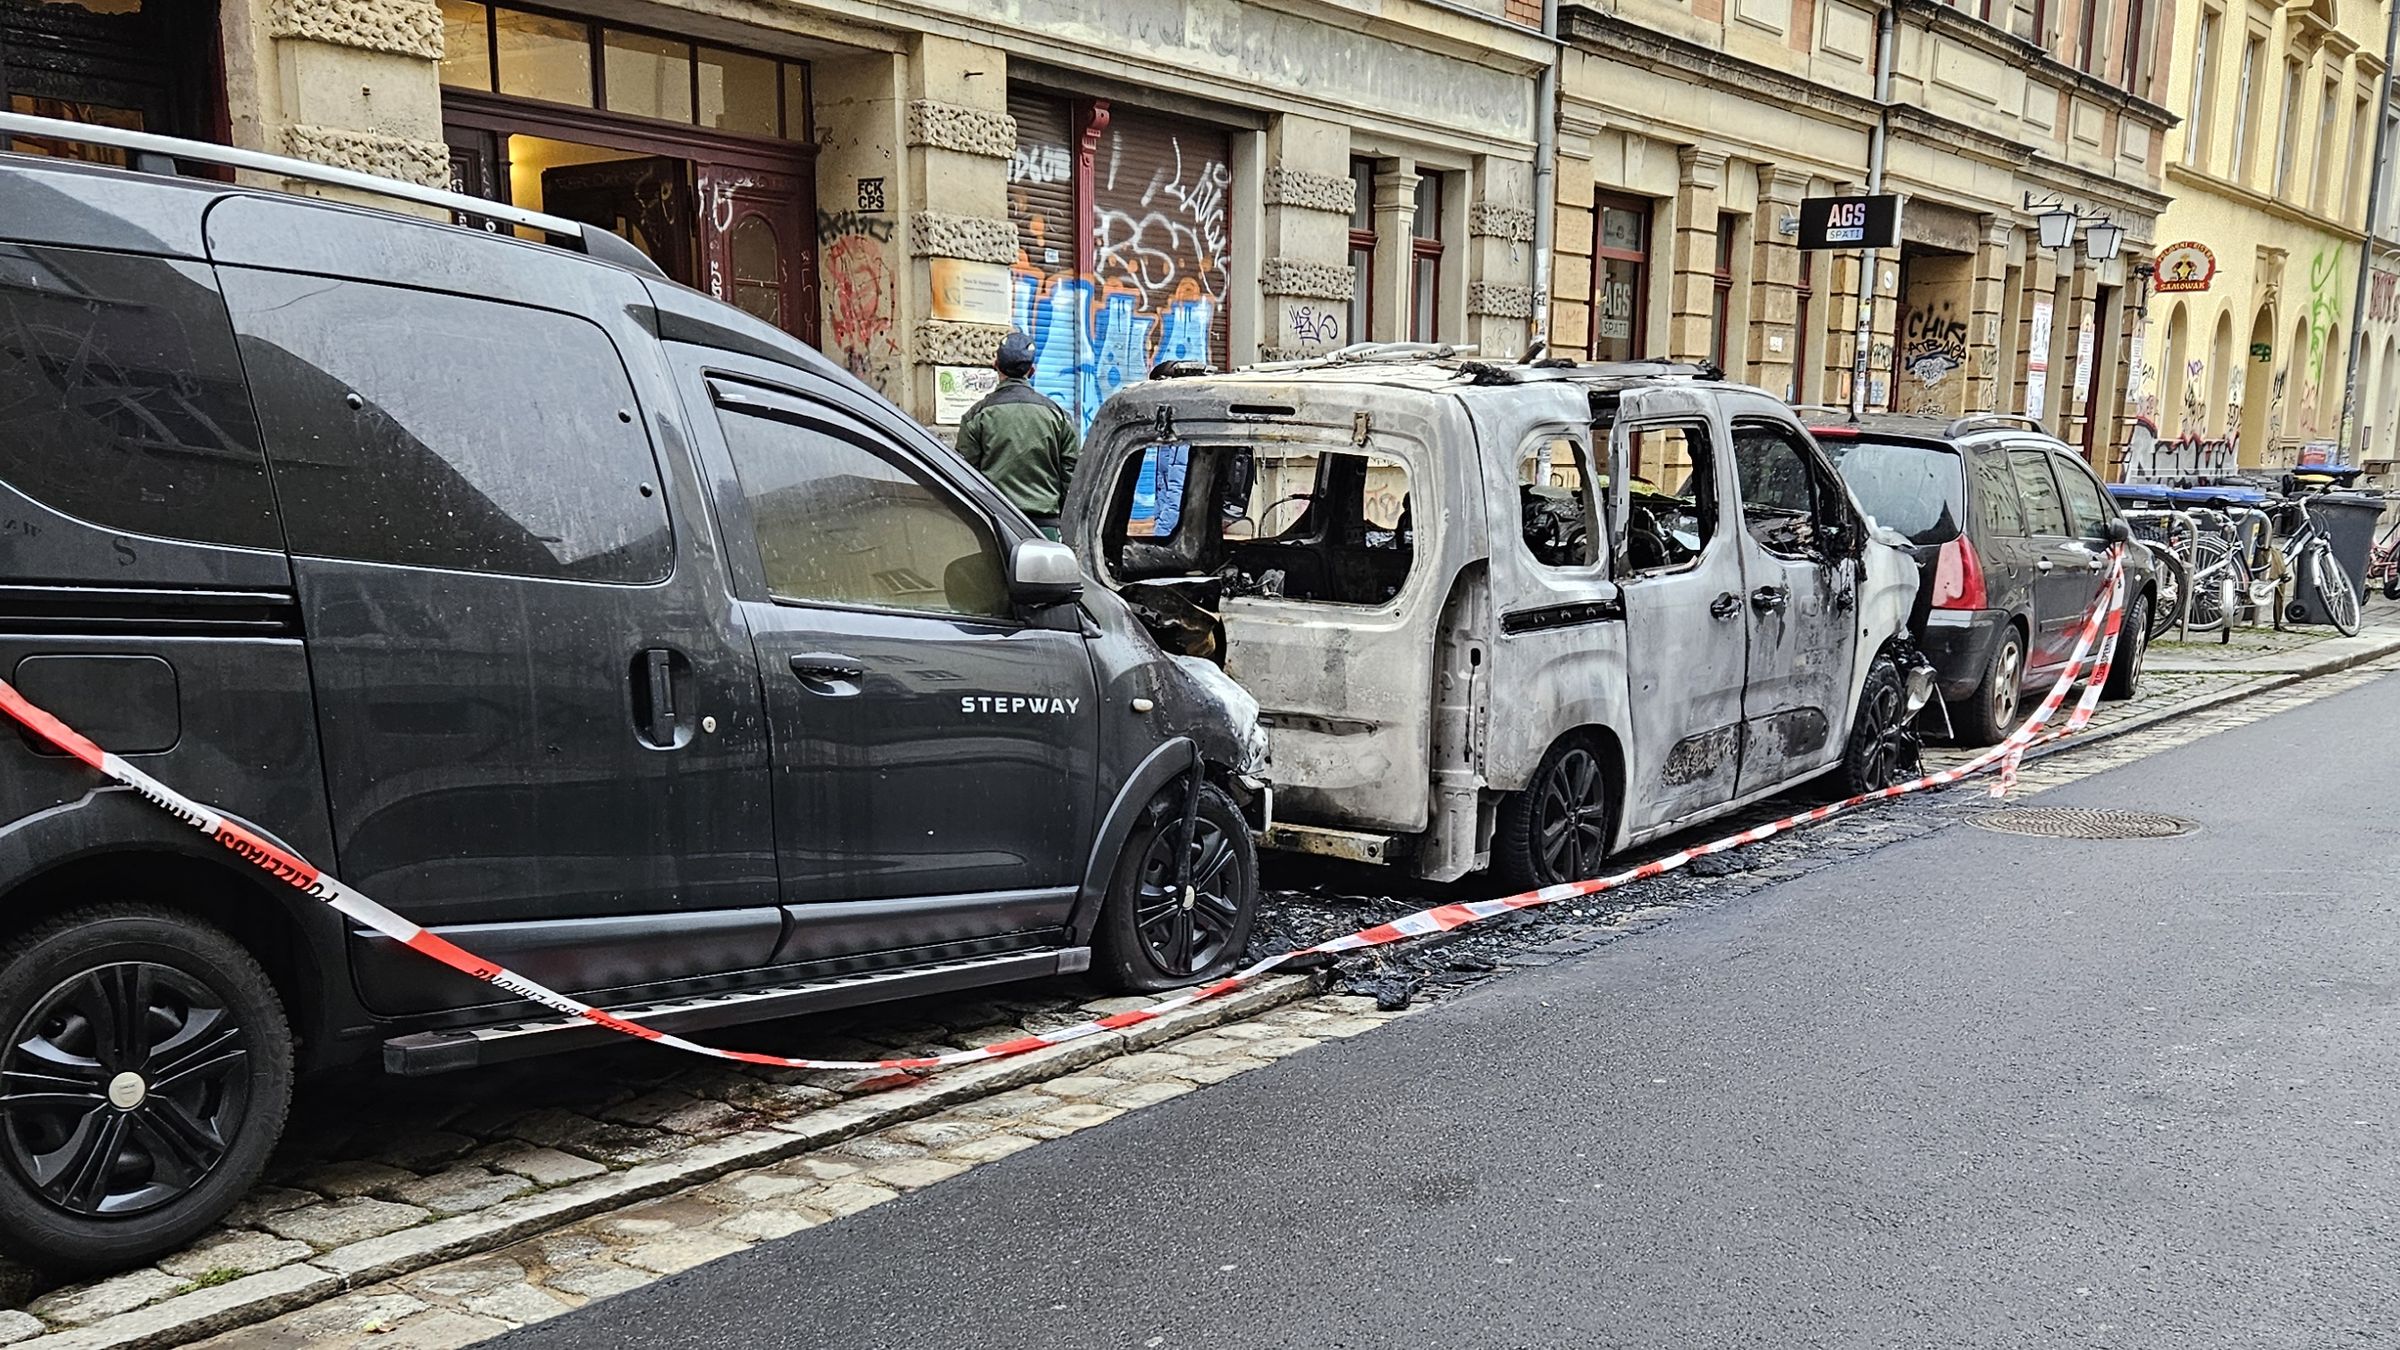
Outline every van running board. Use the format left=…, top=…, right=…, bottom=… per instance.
left=382, top=947, right=1090, bottom=1076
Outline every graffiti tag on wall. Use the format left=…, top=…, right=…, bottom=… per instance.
left=1898, top=298, right=1968, bottom=415
left=2123, top=416, right=2238, bottom=482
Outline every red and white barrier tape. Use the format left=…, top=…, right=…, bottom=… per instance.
left=0, top=552, right=2126, bottom=1073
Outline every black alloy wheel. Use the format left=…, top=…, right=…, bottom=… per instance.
left=0, top=905, right=291, bottom=1275
left=1841, top=655, right=1919, bottom=794
left=1496, top=738, right=1615, bottom=890
left=1095, top=780, right=1260, bottom=993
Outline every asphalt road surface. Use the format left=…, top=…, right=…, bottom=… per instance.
left=496, top=672, right=2400, bottom=1349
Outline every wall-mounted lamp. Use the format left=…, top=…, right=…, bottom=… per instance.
left=2084, top=216, right=2126, bottom=263
left=2026, top=192, right=2078, bottom=251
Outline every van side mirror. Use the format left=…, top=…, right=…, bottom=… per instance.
left=1009, top=539, right=1084, bottom=605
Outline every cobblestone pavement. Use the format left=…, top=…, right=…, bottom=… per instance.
left=9, top=631, right=2396, bottom=1350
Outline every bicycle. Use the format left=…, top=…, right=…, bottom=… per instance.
left=2184, top=497, right=2361, bottom=637
left=2118, top=507, right=2194, bottom=642
left=2366, top=506, right=2400, bottom=602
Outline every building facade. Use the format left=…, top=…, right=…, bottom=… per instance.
left=0, top=0, right=1547, bottom=430
left=2139, top=0, right=2392, bottom=476
left=1548, top=0, right=2175, bottom=475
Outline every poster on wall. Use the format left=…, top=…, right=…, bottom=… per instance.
left=933, top=365, right=1000, bottom=424
left=2026, top=297, right=2054, bottom=420
left=2073, top=317, right=2095, bottom=404
left=929, top=260, right=1013, bottom=327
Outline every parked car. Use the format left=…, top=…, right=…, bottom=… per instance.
left=1812, top=414, right=2156, bottom=744
left=0, top=117, right=1267, bottom=1274
left=1068, top=352, right=1934, bottom=891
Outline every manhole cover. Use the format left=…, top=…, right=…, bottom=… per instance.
left=1968, top=807, right=2198, bottom=840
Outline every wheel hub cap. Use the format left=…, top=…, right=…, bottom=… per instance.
left=107, top=1071, right=146, bottom=1111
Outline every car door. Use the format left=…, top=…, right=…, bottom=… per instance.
left=2003, top=445, right=2087, bottom=673
left=1727, top=414, right=1861, bottom=796
left=221, top=266, right=781, bottom=1011
left=681, top=361, right=1100, bottom=957
left=2050, top=451, right=2122, bottom=623
left=1609, top=389, right=1750, bottom=831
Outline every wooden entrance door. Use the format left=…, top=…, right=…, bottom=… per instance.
left=698, top=163, right=817, bottom=344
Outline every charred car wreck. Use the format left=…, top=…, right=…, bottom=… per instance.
left=1068, top=354, right=1935, bottom=889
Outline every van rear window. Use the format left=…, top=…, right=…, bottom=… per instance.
left=1824, top=437, right=1964, bottom=544
left=0, top=244, right=280, bottom=550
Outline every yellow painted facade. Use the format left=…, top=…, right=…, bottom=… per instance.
left=2141, top=0, right=2394, bottom=473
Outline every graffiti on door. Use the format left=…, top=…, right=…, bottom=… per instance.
left=1897, top=297, right=1969, bottom=415
left=1008, top=101, right=1231, bottom=429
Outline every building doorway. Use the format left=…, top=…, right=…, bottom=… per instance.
left=0, top=0, right=222, bottom=160
left=437, top=4, right=818, bottom=342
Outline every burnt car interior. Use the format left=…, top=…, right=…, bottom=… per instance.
left=1104, top=440, right=1416, bottom=649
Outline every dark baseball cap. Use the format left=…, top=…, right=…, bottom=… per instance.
left=996, top=331, right=1037, bottom=372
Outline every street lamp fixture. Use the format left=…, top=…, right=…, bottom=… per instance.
left=2025, top=193, right=2078, bottom=250
left=2084, top=217, right=2126, bottom=262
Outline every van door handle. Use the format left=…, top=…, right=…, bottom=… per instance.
left=632, top=647, right=683, bottom=747
left=2036, top=558, right=2054, bottom=573
left=789, top=653, right=865, bottom=695
left=1710, top=591, right=1742, bottom=619
left=1750, top=585, right=1789, bottom=613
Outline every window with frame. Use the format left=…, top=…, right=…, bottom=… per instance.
left=2230, top=36, right=2261, bottom=182
left=1590, top=195, right=1649, bottom=362
left=1621, top=422, right=1715, bottom=576
left=1409, top=172, right=1446, bottom=343
left=1348, top=159, right=1376, bottom=343
left=228, top=270, right=672, bottom=582
left=716, top=405, right=1010, bottom=618
left=435, top=1, right=810, bottom=139
left=1730, top=421, right=1827, bottom=558
left=2276, top=61, right=2303, bottom=197
left=2077, top=0, right=2108, bottom=74
left=2185, top=9, right=2219, bottom=167
left=2349, top=93, right=2372, bottom=224
left=1710, top=216, right=1738, bottom=371
left=1515, top=435, right=1600, bottom=568
left=2315, top=75, right=2340, bottom=213
left=2007, top=448, right=2071, bottom=536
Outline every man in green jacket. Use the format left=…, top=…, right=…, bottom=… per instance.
left=957, top=332, right=1081, bottom=540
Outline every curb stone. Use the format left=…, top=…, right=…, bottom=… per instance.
left=12, top=973, right=1320, bottom=1350
left=2017, top=632, right=2400, bottom=765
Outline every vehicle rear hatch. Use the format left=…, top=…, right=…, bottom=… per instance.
left=1815, top=427, right=1965, bottom=632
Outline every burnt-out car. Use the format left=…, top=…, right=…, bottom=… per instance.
left=1067, top=354, right=1933, bottom=890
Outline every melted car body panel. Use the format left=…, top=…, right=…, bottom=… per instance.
left=1070, top=363, right=1919, bottom=882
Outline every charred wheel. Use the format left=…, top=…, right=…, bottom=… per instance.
left=1095, top=778, right=1259, bottom=993
left=1840, top=654, right=1920, bottom=794
left=1496, top=736, right=1615, bottom=891
left=0, top=904, right=292, bottom=1275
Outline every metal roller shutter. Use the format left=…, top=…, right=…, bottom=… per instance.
left=1091, top=109, right=1231, bottom=380
left=1006, top=92, right=1082, bottom=417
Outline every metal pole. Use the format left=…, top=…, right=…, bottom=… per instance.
left=1846, top=2, right=1897, bottom=421
left=2340, top=0, right=2400, bottom=454
left=1530, top=0, right=1559, bottom=358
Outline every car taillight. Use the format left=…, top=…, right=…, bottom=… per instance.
left=1929, top=535, right=1988, bottom=610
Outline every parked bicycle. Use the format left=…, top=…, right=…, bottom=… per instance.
left=2183, top=495, right=2362, bottom=638
left=2366, top=507, right=2400, bottom=602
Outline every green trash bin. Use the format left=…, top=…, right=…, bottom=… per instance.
left=2291, top=492, right=2382, bottom=624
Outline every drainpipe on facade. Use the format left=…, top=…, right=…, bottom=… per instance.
left=2338, top=0, right=2400, bottom=456
left=1846, top=1, right=1897, bottom=420
left=1531, top=0, right=1559, bottom=357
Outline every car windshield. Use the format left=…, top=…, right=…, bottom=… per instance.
left=1823, top=436, right=1964, bottom=545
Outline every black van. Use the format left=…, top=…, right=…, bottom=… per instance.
left=0, top=117, right=1266, bottom=1273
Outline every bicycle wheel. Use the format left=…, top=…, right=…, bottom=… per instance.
left=2309, top=540, right=2362, bottom=636
left=2182, top=534, right=2239, bottom=634
left=2145, top=548, right=2189, bottom=640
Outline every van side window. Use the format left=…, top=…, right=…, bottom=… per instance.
left=225, top=271, right=672, bottom=582
left=2007, top=449, right=2070, bottom=537
left=1729, top=420, right=1826, bottom=558
left=719, top=406, right=1011, bottom=619
left=1623, top=422, right=1714, bottom=576
left=0, top=245, right=280, bottom=549
left=1516, top=434, right=1599, bottom=568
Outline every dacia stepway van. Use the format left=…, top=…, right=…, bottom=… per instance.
left=0, top=116, right=1266, bottom=1273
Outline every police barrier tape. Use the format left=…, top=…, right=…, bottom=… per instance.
left=0, top=552, right=2128, bottom=1074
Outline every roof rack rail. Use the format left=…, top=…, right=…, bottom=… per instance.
left=0, top=110, right=666, bottom=279
left=1243, top=341, right=1479, bottom=374
left=1943, top=413, right=2043, bottom=436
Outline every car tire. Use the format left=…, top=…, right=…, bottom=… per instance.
left=1839, top=654, right=1918, bottom=795
left=2101, top=591, right=2151, bottom=700
left=1093, top=779, right=1259, bottom=994
left=0, top=903, right=293, bottom=1276
left=1494, top=736, right=1614, bottom=893
left=1951, top=625, right=2025, bottom=747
